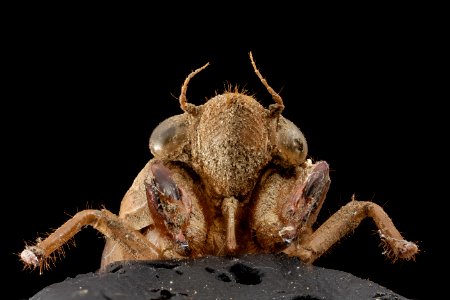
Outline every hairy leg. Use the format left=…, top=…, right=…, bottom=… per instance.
left=285, top=198, right=419, bottom=263
left=20, top=209, right=163, bottom=274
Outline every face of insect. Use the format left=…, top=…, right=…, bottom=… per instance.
left=146, top=68, right=313, bottom=254
left=149, top=93, right=309, bottom=200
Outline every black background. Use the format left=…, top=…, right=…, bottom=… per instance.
left=3, top=6, right=445, bottom=300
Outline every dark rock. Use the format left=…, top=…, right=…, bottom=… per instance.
left=31, top=253, right=408, bottom=300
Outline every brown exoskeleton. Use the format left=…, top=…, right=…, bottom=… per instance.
left=20, top=52, right=418, bottom=274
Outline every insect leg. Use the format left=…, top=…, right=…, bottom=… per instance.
left=20, top=209, right=163, bottom=273
left=251, top=161, right=330, bottom=252
left=286, top=198, right=419, bottom=263
left=144, top=161, right=208, bottom=256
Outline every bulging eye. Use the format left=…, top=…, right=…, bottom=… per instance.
left=275, top=117, right=308, bottom=167
left=149, top=114, right=190, bottom=159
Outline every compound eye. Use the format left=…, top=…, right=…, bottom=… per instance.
left=276, top=117, right=308, bottom=166
left=149, top=114, right=190, bottom=158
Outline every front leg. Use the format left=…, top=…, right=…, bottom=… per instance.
left=144, top=160, right=208, bottom=257
left=286, top=197, right=419, bottom=263
left=20, top=209, right=164, bottom=274
left=250, top=160, right=330, bottom=252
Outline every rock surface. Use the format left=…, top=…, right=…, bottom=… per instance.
left=31, top=253, right=408, bottom=300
